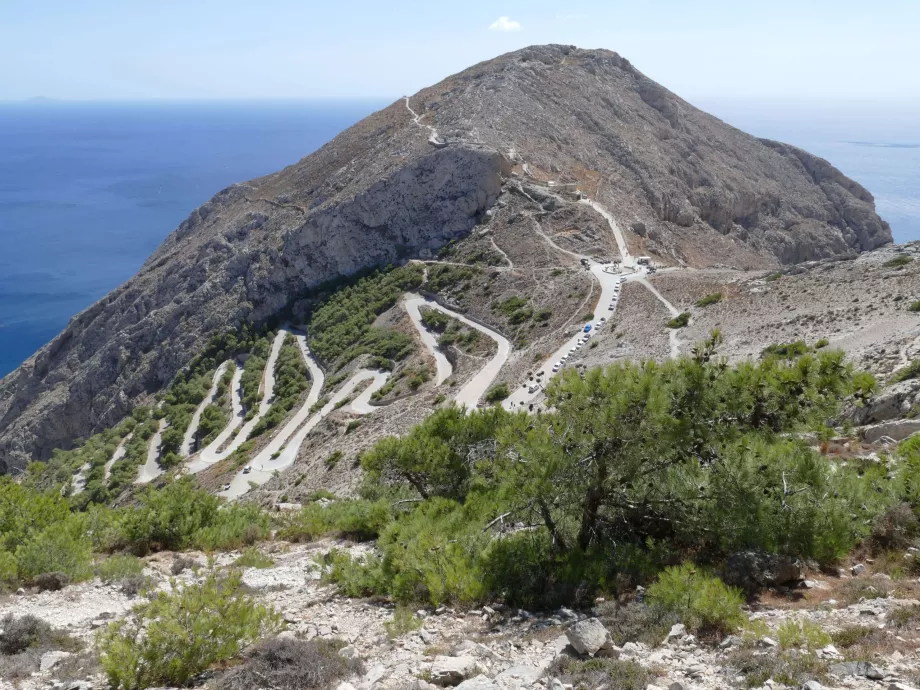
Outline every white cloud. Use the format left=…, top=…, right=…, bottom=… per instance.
left=488, top=16, right=522, bottom=32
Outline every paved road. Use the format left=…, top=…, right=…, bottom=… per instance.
left=103, top=433, right=131, bottom=481
left=503, top=262, right=623, bottom=411
left=188, top=330, right=285, bottom=473
left=219, top=367, right=388, bottom=501
left=186, top=363, right=244, bottom=474
left=181, top=361, right=230, bottom=457
left=135, top=417, right=166, bottom=484
left=581, top=199, right=636, bottom=269
left=404, top=296, right=453, bottom=385
left=404, top=293, right=511, bottom=409
left=72, top=462, right=90, bottom=495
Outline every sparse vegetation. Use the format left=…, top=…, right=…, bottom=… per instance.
left=217, top=637, right=363, bottom=690
left=97, top=569, right=281, bottom=689
left=884, top=254, right=913, bottom=268
left=666, top=312, right=690, bottom=328
left=646, top=563, right=744, bottom=636
left=695, top=292, right=722, bottom=307
left=547, top=657, right=654, bottom=690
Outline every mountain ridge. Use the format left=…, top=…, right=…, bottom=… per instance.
left=0, top=44, right=892, bottom=472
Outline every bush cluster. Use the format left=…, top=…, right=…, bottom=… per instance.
left=315, top=334, right=895, bottom=608
left=97, top=569, right=280, bottom=689
left=307, top=264, right=424, bottom=366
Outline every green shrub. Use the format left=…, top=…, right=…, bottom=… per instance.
left=117, top=479, right=269, bottom=554
left=96, top=555, right=144, bottom=583
left=761, top=340, right=809, bottom=359
left=277, top=500, right=391, bottom=543
left=776, top=619, right=831, bottom=651
left=646, top=563, right=744, bottom=635
left=696, top=292, right=722, bottom=307
left=534, top=308, right=553, bottom=322
left=884, top=254, right=913, bottom=268
left=384, top=606, right=423, bottom=639
left=234, top=548, right=274, bottom=569
left=666, top=312, right=690, bottom=328
left=814, top=338, right=830, bottom=348
left=15, top=520, right=92, bottom=583
left=97, top=569, right=281, bottom=689
left=892, top=359, right=920, bottom=383
left=484, top=383, right=510, bottom=404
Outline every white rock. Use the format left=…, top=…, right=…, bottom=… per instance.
left=339, top=644, right=358, bottom=659
left=760, top=636, right=778, bottom=647
left=802, top=681, right=823, bottom=690
left=455, top=677, right=499, bottom=690
left=40, top=650, right=72, bottom=672
left=851, top=563, right=867, bottom=575
left=336, top=684, right=358, bottom=690
left=565, top=618, right=613, bottom=656
left=665, top=623, right=686, bottom=640
left=889, top=683, right=920, bottom=690
left=431, top=656, right=480, bottom=686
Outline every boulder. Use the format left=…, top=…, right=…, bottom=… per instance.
left=829, top=661, right=884, bottom=680
left=430, top=656, right=480, bottom=686
left=565, top=617, right=614, bottom=656
left=723, top=550, right=805, bottom=592
left=863, top=419, right=920, bottom=443
left=456, top=677, right=499, bottom=690
left=39, top=650, right=72, bottom=671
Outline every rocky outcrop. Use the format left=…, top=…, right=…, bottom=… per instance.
left=0, top=145, right=504, bottom=471
left=0, top=44, right=891, bottom=471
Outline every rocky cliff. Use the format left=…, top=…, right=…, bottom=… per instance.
left=0, top=44, right=891, bottom=472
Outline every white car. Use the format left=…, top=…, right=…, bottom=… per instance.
left=243, top=466, right=251, bottom=474
left=608, top=304, right=615, bottom=310
left=575, top=343, right=583, bottom=350
left=222, top=483, right=232, bottom=491
left=552, top=362, right=561, bottom=372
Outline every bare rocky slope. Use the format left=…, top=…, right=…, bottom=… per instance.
left=0, top=44, right=891, bottom=472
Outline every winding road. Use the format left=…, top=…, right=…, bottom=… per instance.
left=219, top=366, right=387, bottom=501
left=187, top=330, right=285, bottom=474
left=103, top=433, right=131, bottom=481
left=135, top=417, right=166, bottom=484
left=181, top=361, right=230, bottom=457
left=404, top=293, right=511, bottom=409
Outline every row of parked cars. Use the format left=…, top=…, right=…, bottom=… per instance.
left=551, top=316, right=608, bottom=373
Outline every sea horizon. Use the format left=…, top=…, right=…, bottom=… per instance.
left=1, top=97, right=918, bottom=378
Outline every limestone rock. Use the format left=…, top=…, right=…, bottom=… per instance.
left=565, top=617, right=614, bottom=656
left=829, top=661, right=884, bottom=680
left=455, top=677, right=499, bottom=690
left=430, top=655, right=480, bottom=686
left=723, top=550, right=805, bottom=592
left=39, top=650, right=71, bottom=671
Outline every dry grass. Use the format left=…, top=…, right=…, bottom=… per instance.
left=215, top=637, right=363, bottom=690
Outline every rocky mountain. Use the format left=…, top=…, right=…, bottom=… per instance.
left=0, top=44, right=891, bottom=473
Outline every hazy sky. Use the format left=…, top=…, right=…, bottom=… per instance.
left=2, top=0, right=918, bottom=103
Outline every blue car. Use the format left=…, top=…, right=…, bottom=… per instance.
left=583, top=324, right=592, bottom=333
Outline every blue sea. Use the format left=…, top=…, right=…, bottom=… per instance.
left=0, top=99, right=918, bottom=378
left=0, top=100, right=385, bottom=378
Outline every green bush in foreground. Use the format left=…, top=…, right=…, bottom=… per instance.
left=97, top=569, right=280, bottom=689
left=484, top=383, right=510, bottom=404
left=645, top=563, right=745, bottom=635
